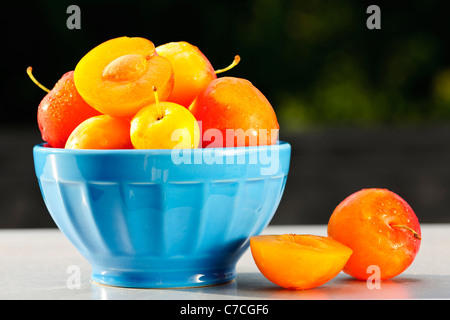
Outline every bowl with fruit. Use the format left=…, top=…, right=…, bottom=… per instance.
left=31, top=37, right=291, bottom=288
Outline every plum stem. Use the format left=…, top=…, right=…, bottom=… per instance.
left=27, top=67, right=50, bottom=93
left=215, top=55, right=241, bottom=74
left=152, top=86, right=163, bottom=120
left=391, top=224, right=422, bottom=240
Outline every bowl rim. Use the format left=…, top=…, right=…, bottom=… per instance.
left=33, top=141, right=291, bottom=155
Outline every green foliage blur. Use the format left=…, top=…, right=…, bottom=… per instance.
left=239, top=0, right=450, bottom=132
left=6, top=0, right=450, bottom=132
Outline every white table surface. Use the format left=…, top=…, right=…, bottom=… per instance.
left=0, top=224, right=449, bottom=300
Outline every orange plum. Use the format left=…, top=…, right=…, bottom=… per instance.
left=250, top=234, right=352, bottom=290
left=65, top=115, right=133, bottom=149
left=74, top=36, right=174, bottom=118
left=327, top=188, right=421, bottom=280
left=189, top=77, right=279, bottom=148
left=28, top=68, right=101, bottom=148
left=156, top=41, right=240, bottom=108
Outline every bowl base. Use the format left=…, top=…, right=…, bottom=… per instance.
left=90, top=266, right=236, bottom=289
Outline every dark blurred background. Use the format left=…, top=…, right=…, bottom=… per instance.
left=2, top=0, right=450, bottom=228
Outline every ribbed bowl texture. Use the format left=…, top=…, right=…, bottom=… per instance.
left=33, top=142, right=291, bottom=288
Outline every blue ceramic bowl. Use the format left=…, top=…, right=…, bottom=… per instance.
left=33, top=142, right=291, bottom=288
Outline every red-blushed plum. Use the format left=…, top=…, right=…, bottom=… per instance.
left=189, top=77, right=279, bottom=148
left=327, top=188, right=421, bottom=280
left=30, top=69, right=101, bottom=148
